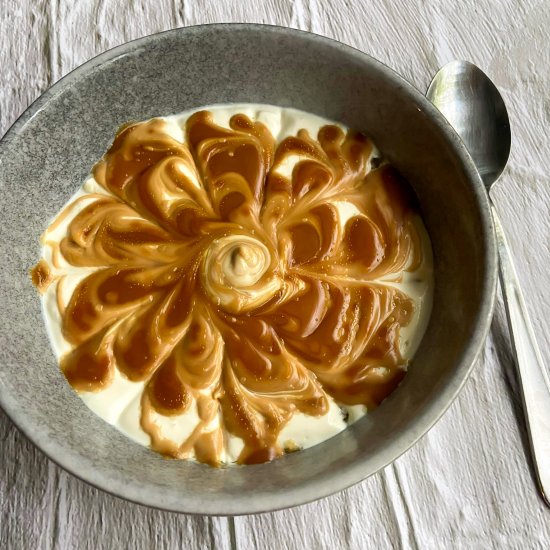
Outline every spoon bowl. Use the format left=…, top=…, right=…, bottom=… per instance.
left=427, top=60, right=511, bottom=189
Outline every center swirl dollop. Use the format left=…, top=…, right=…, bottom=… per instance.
left=201, top=234, right=282, bottom=313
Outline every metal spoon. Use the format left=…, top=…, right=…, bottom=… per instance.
left=427, top=60, right=550, bottom=506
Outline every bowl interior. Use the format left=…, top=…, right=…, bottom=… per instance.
left=0, top=25, right=495, bottom=515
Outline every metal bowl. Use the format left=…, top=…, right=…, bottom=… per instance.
left=0, top=24, right=496, bottom=515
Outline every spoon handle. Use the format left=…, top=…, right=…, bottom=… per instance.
left=491, top=203, right=550, bottom=506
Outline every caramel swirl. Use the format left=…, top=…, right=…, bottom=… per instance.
left=34, top=109, right=428, bottom=467
left=31, top=259, right=53, bottom=294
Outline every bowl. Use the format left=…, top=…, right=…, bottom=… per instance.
left=0, top=24, right=496, bottom=515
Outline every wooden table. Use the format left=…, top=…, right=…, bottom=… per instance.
left=1, top=1, right=549, bottom=548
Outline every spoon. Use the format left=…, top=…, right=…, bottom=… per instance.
left=427, top=60, right=550, bottom=506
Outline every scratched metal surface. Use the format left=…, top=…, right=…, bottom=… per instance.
left=1, top=1, right=549, bottom=548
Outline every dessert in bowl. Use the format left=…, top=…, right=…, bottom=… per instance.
left=0, top=25, right=495, bottom=514
left=32, top=105, right=433, bottom=466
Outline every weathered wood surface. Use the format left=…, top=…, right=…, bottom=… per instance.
left=1, top=1, right=549, bottom=548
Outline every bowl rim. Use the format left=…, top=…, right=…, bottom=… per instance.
left=0, top=22, right=497, bottom=515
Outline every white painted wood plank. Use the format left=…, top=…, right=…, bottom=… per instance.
left=0, top=414, right=233, bottom=550
left=1, top=0, right=550, bottom=548
left=0, top=0, right=52, bottom=135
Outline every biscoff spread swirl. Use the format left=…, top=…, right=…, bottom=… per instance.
left=32, top=106, right=431, bottom=466
left=201, top=234, right=282, bottom=313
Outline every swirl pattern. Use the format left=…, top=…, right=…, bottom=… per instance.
left=33, top=109, right=427, bottom=466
